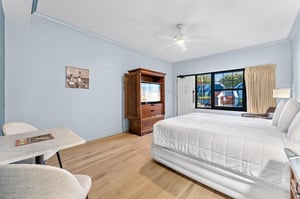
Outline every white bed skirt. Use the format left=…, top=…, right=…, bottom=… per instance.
left=151, top=144, right=289, bottom=199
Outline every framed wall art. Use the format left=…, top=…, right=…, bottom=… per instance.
left=66, top=66, right=90, bottom=89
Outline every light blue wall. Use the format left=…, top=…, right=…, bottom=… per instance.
left=289, top=11, right=300, bottom=100
left=5, top=15, right=173, bottom=141
left=173, top=40, right=292, bottom=111
left=0, top=1, right=4, bottom=129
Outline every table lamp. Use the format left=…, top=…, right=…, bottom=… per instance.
left=273, top=88, right=291, bottom=99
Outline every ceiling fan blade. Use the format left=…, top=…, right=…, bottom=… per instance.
left=159, top=42, right=177, bottom=51
left=158, top=35, right=175, bottom=41
left=185, top=36, right=210, bottom=43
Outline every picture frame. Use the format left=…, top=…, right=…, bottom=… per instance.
left=66, top=66, right=90, bottom=89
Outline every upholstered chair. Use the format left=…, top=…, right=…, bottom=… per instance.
left=0, top=164, right=91, bottom=199
left=2, top=122, right=63, bottom=168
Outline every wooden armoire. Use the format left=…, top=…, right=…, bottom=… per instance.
left=125, top=68, right=165, bottom=136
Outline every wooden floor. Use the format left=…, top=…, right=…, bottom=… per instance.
left=47, top=133, right=231, bottom=199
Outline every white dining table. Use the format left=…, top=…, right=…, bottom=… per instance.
left=0, top=127, right=86, bottom=165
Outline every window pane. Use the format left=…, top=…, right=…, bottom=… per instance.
left=235, top=89, right=244, bottom=107
left=214, top=73, right=223, bottom=82
left=223, top=80, right=233, bottom=88
left=224, top=72, right=233, bottom=89
left=233, top=71, right=243, bottom=88
left=215, top=71, right=244, bottom=89
left=196, top=74, right=211, bottom=108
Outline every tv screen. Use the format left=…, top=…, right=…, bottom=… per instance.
left=141, top=83, right=161, bottom=103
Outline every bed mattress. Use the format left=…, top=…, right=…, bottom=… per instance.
left=153, top=113, right=292, bottom=192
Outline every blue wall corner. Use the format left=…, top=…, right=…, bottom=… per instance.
left=0, top=0, right=4, bottom=129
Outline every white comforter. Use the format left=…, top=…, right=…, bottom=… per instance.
left=153, top=113, right=293, bottom=191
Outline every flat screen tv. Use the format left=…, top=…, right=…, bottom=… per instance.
left=141, top=83, right=161, bottom=103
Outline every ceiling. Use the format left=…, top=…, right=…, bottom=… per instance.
left=3, top=0, right=300, bottom=63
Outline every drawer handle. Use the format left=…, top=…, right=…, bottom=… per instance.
left=150, top=104, right=155, bottom=106
left=150, top=110, right=155, bottom=112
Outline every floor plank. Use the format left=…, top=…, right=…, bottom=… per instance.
left=47, top=132, right=231, bottom=199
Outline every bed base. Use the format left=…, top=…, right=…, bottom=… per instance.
left=151, top=144, right=289, bottom=199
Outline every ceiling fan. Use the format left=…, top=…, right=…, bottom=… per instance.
left=159, top=23, right=201, bottom=52
left=173, top=24, right=187, bottom=51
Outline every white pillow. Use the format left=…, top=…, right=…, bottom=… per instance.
left=278, top=99, right=300, bottom=132
left=288, top=111, right=300, bottom=141
left=272, top=99, right=288, bottom=126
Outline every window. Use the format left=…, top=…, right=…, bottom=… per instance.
left=196, top=74, right=212, bottom=108
left=196, top=69, right=246, bottom=111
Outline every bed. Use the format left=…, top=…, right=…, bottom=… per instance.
left=151, top=112, right=299, bottom=199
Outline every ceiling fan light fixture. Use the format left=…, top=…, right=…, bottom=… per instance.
left=176, top=38, right=185, bottom=45
left=159, top=23, right=191, bottom=52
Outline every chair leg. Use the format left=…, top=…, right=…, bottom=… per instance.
left=35, top=155, right=45, bottom=165
left=56, top=152, right=63, bottom=168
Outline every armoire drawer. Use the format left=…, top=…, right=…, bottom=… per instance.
left=141, top=103, right=163, bottom=118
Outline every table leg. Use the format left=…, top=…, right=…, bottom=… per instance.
left=35, top=155, right=45, bottom=165
left=56, top=151, right=63, bottom=168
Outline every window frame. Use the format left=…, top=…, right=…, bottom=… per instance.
left=195, top=68, right=247, bottom=112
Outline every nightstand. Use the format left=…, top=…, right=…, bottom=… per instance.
left=285, top=148, right=300, bottom=199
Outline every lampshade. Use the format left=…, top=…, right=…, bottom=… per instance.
left=273, top=88, right=291, bottom=99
